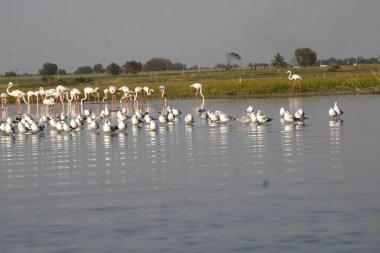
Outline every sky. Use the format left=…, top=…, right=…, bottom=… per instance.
left=1, top=0, right=379, bottom=74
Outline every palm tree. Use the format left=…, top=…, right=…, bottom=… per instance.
left=271, top=53, right=286, bottom=70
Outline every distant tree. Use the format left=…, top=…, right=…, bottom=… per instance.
left=106, top=63, right=122, bottom=75
left=294, top=48, right=317, bottom=67
left=225, top=52, right=241, bottom=70
left=74, top=66, right=93, bottom=75
left=214, top=63, right=226, bottom=69
left=93, top=63, right=105, bottom=73
left=123, top=60, right=142, bottom=74
left=172, top=62, right=187, bottom=71
left=4, top=71, right=18, bottom=77
left=143, top=57, right=174, bottom=71
left=39, top=63, right=58, bottom=76
left=58, top=69, right=66, bottom=75
left=271, top=53, right=287, bottom=69
left=247, top=63, right=254, bottom=67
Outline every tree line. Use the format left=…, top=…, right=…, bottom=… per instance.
left=2, top=48, right=379, bottom=77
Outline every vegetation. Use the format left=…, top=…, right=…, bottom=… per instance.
left=39, top=63, right=59, bottom=76
left=225, top=52, right=241, bottom=70
left=271, top=53, right=287, bottom=69
left=106, top=63, right=123, bottom=75
left=93, top=63, right=105, bottom=74
left=294, top=48, right=317, bottom=67
left=2, top=64, right=380, bottom=104
left=143, top=57, right=174, bottom=71
left=74, top=66, right=93, bottom=75
left=123, top=61, right=143, bottom=74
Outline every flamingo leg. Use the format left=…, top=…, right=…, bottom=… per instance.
left=291, top=80, right=296, bottom=92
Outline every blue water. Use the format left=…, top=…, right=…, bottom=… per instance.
left=1, top=95, right=380, bottom=253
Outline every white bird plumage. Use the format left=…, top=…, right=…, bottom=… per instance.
left=286, top=71, right=302, bottom=92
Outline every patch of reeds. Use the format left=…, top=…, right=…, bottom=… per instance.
left=1, top=66, right=380, bottom=103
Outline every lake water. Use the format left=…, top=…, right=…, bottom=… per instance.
left=1, top=95, right=380, bottom=253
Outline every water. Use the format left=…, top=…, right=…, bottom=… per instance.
left=1, top=95, right=380, bottom=253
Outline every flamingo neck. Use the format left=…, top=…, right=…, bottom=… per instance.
left=288, top=72, right=292, bottom=80
left=6, top=84, right=12, bottom=96
left=66, top=91, right=73, bottom=102
left=199, top=87, right=205, bottom=102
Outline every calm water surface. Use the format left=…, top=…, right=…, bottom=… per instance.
left=1, top=95, right=380, bottom=253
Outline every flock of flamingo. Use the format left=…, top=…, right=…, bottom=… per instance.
left=0, top=76, right=344, bottom=136
left=0, top=82, right=172, bottom=109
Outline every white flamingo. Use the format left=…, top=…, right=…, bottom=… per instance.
left=189, top=83, right=205, bottom=103
left=103, top=88, right=109, bottom=102
left=118, top=86, right=130, bottom=103
left=69, top=88, right=81, bottom=103
left=6, top=82, right=29, bottom=106
left=81, top=87, right=100, bottom=104
left=1, top=93, right=9, bottom=109
left=286, top=70, right=302, bottom=92
left=56, top=85, right=69, bottom=104
left=143, top=86, right=154, bottom=98
left=108, top=85, right=117, bottom=103
left=159, top=85, right=167, bottom=98
left=134, top=87, right=143, bottom=102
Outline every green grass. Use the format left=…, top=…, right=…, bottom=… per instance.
left=1, top=65, right=380, bottom=103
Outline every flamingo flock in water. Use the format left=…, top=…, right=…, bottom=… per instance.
left=1, top=81, right=344, bottom=136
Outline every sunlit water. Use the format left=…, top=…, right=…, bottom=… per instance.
left=1, top=95, right=380, bottom=253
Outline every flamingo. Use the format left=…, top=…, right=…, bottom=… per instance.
left=56, top=85, right=69, bottom=104
left=159, top=85, right=167, bottom=98
left=34, top=91, right=41, bottom=105
left=108, top=85, right=117, bottom=103
left=81, top=87, right=100, bottom=104
left=143, top=86, right=154, bottom=98
left=6, top=82, right=29, bottom=106
left=1, top=93, right=8, bottom=109
left=69, top=88, right=81, bottom=103
left=118, top=86, right=130, bottom=103
left=134, top=87, right=143, bottom=102
left=26, top=90, right=36, bottom=104
left=189, top=83, right=205, bottom=102
left=103, top=88, right=109, bottom=102
left=286, top=71, right=302, bottom=92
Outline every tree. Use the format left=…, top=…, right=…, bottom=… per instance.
left=106, top=63, right=122, bottom=75
left=173, top=62, right=187, bottom=71
left=294, top=48, right=317, bottom=67
left=214, top=63, right=226, bottom=69
left=225, top=52, right=241, bottom=70
left=143, top=57, right=174, bottom=71
left=123, top=60, right=142, bottom=74
left=93, top=63, right=105, bottom=74
left=74, top=66, right=93, bottom=75
left=4, top=71, right=18, bottom=77
left=271, top=53, right=287, bottom=69
left=39, top=63, right=58, bottom=76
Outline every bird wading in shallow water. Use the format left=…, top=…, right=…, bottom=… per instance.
left=190, top=83, right=205, bottom=104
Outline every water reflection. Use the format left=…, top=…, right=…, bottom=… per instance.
left=280, top=122, right=304, bottom=165
left=329, top=119, right=343, bottom=168
left=248, top=124, right=266, bottom=166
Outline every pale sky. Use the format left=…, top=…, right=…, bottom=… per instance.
left=1, top=0, right=379, bottom=74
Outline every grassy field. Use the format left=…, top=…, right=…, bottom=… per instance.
left=1, top=64, right=380, bottom=103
